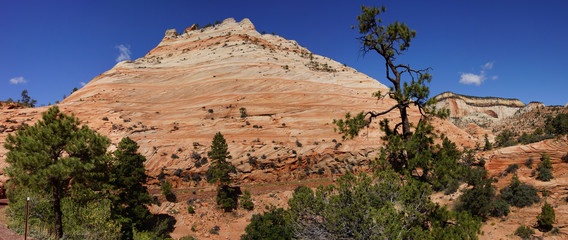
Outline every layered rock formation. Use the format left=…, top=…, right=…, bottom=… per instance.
left=434, top=92, right=544, bottom=128
left=0, top=18, right=475, bottom=190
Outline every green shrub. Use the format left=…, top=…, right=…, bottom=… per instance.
left=490, top=198, right=510, bottom=217
left=483, top=134, right=492, bottom=150
left=536, top=153, right=554, bottom=181
left=514, top=225, right=534, bottom=240
left=504, top=164, right=519, bottom=175
left=562, top=152, right=568, bottom=163
left=216, top=185, right=241, bottom=212
left=161, top=180, right=177, bottom=202
left=241, top=207, right=292, bottom=240
left=544, top=113, right=568, bottom=135
left=187, top=205, right=195, bottom=214
left=537, top=202, right=555, bottom=232
left=495, top=130, right=517, bottom=147
left=240, top=190, right=254, bottom=211
left=457, top=168, right=495, bottom=219
left=525, top=158, right=534, bottom=169
left=500, top=176, right=539, bottom=207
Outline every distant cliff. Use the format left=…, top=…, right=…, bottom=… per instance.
left=434, top=92, right=544, bottom=127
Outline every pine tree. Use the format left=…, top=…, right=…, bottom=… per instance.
left=18, top=89, right=37, bottom=107
left=110, top=137, right=153, bottom=239
left=206, top=132, right=239, bottom=212
left=206, top=132, right=234, bottom=185
left=4, top=106, right=111, bottom=239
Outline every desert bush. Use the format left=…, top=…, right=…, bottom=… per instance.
left=457, top=168, right=495, bottom=219
left=514, top=225, right=534, bottom=240
left=495, top=129, right=517, bottom=147
left=525, top=158, right=534, bottom=168
left=216, top=185, right=241, bottom=212
left=562, top=152, right=568, bottom=163
left=187, top=205, right=195, bottom=214
left=241, top=207, right=292, bottom=240
left=240, top=190, right=254, bottom=211
left=536, top=153, right=554, bottom=181
left=490, top=198, right=510, bottom=217
left=161, top=180, right=176, bottom=202
left=504, top=164, right=519, bottom=175
left=544, top=113, right=568, bottom=135
left=500, top=176, right=539, bottom=207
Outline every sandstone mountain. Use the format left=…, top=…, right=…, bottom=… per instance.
left=0, top=18, right=474, bottom=190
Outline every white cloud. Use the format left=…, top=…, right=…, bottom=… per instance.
left=115, top=44, right=131, bottom=62
left=482, top=61, right=494, bottom=70
left=9, top=76, right=27, bottom=84
left=459, top=61, right=498, bottom=86
left=459, top=73, right=485, bottom=86
left=80, top=82, right=87, bottom=86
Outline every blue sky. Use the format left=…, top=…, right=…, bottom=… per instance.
left=1, top=0, right=567, bottom=106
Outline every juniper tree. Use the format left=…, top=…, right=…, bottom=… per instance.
left=4, top=106, right=111, bottom=239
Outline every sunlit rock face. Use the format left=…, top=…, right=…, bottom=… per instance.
left=434, top=91, right=544, bottom=128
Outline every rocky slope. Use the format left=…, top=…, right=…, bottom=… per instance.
left=434, top=91, right=544, bottom=128
left=479, top=138, right=568, bottom=239
left=0, top=18, right=475, bottom=191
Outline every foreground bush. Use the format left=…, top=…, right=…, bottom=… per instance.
left=241, top=207, right=292, bottom=240
left=286, top=171, right=481, bottom=239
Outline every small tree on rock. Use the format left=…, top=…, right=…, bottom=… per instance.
left=537, top=202, right=555, bottom=232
